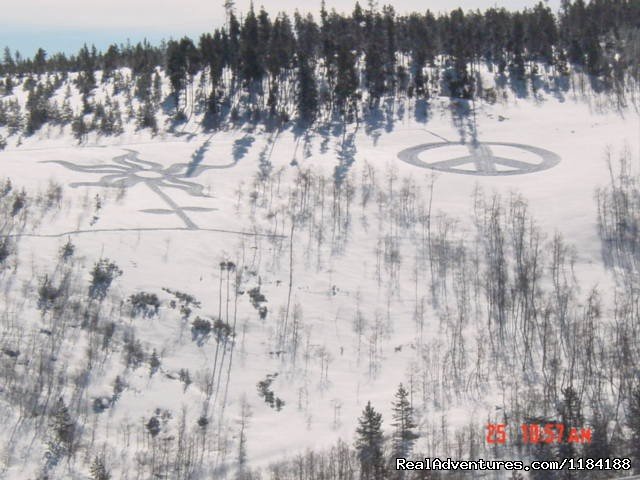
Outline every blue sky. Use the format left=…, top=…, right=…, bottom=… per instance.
left=2, top=0, right=561, bottom=57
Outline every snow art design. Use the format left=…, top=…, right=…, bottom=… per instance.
left=397, top=141, right=560, bottom=176
left=44, top=149, right=221, bottom=229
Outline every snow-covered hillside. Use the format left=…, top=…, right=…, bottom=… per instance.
left=0, top=65, right=639, bottom=480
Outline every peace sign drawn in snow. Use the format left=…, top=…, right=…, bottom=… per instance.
left=43, top=149, right=234, bottom=230
left=397, top=141, right=560, bottom=176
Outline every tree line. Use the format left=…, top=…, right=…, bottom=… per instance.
left=0, top=0, right=638, bottom=135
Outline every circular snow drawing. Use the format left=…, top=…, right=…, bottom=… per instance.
left=397, top=141, right=560, bottom=176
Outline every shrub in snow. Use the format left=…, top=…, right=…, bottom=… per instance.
left=45, top=397, right=76, bottom=466
left=89, top=456, right=111, bottom=480
left=89, top=258, right=122, bottom=301
left=123, top=335, right=145, bottom=369
left=129, top=292, right=160, bottom=318
left=37, top=276, right=61, bottom=312
left=149, top=349, right=161, bottom=376
left=111, top=376, right=126, bottom=403
left=59, top=238, right=75, bottom=260
left=92, top=396, right=111, bottom=414
left=0, top=238, right=12, bottom=264
left=191, top=316, right=212, bottom=345
left=146, top=416, right=161, bottom=437
left=10, top=189, right=26, bottom=216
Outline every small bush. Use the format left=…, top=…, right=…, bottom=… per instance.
left=213, top=318, right=232, bottom=342
left=0, top=179, right=12, bottom=198
left=102, top=321, right=116, bottom=349
left=149, top=349, right=160, bottom=376
left=191, top=316, right=212, bottom=345
left=146, top=416, right=161, bottom=437
left=123, top=336, right=145, bottom=369
left=60, top=238, right=75, bottom=260
left=38, top=276, right=61, bottom=312
left=257, top=373, right=285, bottom=411
left=248, top=287, right=267, bottom=308
left=44, top=181, right=63, bottom=209
left=197, top=415, right=208, bottom=429
left=129, top=292, right=160, bottom=318
left=92, top=396, right=111, bottom=413
left=0, top=238, right=12, bottom=264
left=10, top=189, right=26, bottom=216
left=89, top=258, right=122, bottom=301
left=89, top=456, right=111, bottom=480
left=163, top=287, right=200, bottom=320
left=111, top=376, right=126, bottom=403
left=179, top=368, right=192, bottom=391
left=482, top=87, right=498, bottom=104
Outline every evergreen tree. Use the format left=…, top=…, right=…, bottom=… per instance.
left=296, top=54, right=317, bottom=123
left=199, top=29, right=226, bottom=118
left=266, top=13, right=295, bottom=112
left=149, top=349, right=161, bottom=376
left=627, top=385, right=640, bottom=469
left=584, top=411, right=613, bottom=463
left=2, top=47, right=15, bottom=74
left=6, top=99, right=22, bottom=134
left=47, top=397, right=76, bottom=460
left=240, top=4, right=263, bottom=88
left=561, top=0, right=587, bottom=65
left=102, top=44, right=119, bottom=82
left=334, top=32, right=358, bottom=114
left=166, top=38, right=198, bottom=112
left=4, top=76, right=13, bottom=95
left=89, top=456, right=111, bottom=480
left=72, top=114, right=88, bottom=142
left=364, top=12, right=386, bottom=105
left=136, top=99, right=157, bottom=133
left=76, top=44, right=97, bottom=96
left=152, top=71, right=163, bottom=105
left=295, top=12, right=320, bottom=120
left=33, top=48, right=47, bottom=75
left=557, top=386, right=583, bottom=479
left=583, top=21, right=603, bottom=76
left=528, top=416, right=560, bottom=480
left=391, top=384, right=418, bottom=460
left=510, top=13, right=526, bottom=79
left=382, top=6, right=397, bottom=90
left=444, top=9, right=474, bottom=98
left=25, top=85, right=50, bottom=135
left=227, top=11, right=241, bottom=80
left=528, top=2, right=557, bottom=65
left=355, top=401, right=385, bottom=480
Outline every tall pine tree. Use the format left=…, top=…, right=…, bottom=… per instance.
left=391, top=384, right=419, bottom=460
left=355, top=401, right=385, bottom=480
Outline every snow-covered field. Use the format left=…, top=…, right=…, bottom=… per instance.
left=0, top=81, right=638, bottom=478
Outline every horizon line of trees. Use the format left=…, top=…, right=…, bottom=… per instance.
left=0, top=0, right=638, bottom=135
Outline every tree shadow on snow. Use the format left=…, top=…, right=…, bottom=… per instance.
left=448, top=99, right=476, bottom=144
left=186, top=136, right=213, bottom=176
left=414, top=97, right=431, bottom=125
left=232, top=135, right=255, bottom=162
left=333, top=129, right=357, bottom=187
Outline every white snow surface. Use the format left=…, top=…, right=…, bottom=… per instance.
left=0, top=73, right=638, bottom=478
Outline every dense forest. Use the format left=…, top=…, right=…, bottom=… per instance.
left=0, top=0, right=638, bottom=141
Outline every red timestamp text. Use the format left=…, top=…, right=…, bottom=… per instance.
left=486, top=423, right=592, bottom=445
